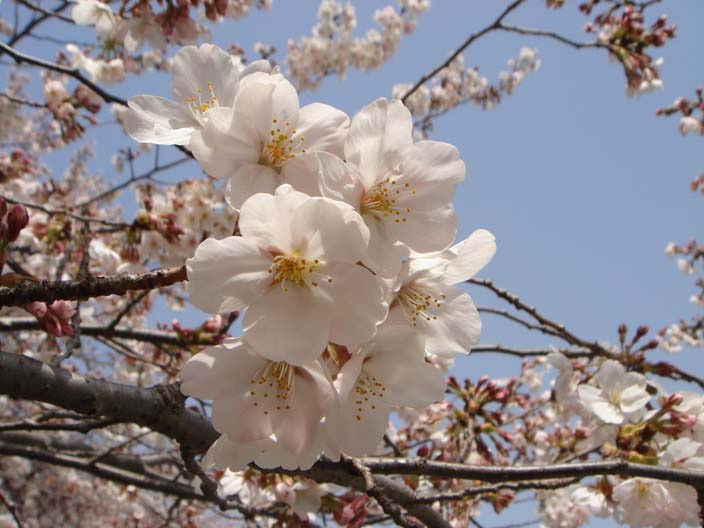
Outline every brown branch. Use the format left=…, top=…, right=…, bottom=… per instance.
left=401, top=0, right=527, bottom=103
left=0, top=489, right=24, bottom=528
left=496, top=24, right=607, bottom=50
left=0, top=417, right=120, bottom=433
left=0, top=351, right=217, bottom=452
left=6, top=1, right=70, bottom=48
left=411, top=478, right=579, bottom=504
left=471, top=344, right=593, bottom=358
left=0, top=318, right=186, bottom=347
left=345, top=456, right=425, bottom=528
left=0, top=265, right=187, bottom=307
left=13, top=0, right=73, bottom=23
left=3, top=196, right=130, bottom=228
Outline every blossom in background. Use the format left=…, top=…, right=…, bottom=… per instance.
left=123, top=44, right=240, bottom=146
left=71, top=0, right=116, bottom=40
left=116, top=7, right=167, bottom=52
left=190, top=71, right=348, bottom=208
left=318, top=98, right=465, bottom=277
left=577, top=359, right=651, bottom=424
left=186, top=185, right=387, bottom=364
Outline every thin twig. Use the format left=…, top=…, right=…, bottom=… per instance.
left=401, top=0, right=527, bottom=103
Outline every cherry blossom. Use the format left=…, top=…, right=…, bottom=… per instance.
left=577, top=360, right=651, bottom=424
left=385, top=229, right=496, bottom=358
left=181, top=337, right=335, bottom=455
left=318, top=98, right=465, bottom=276
left=186, top=185, right=387, bottom=364
left=71, top=0, right=116, bottom=40
left=190, top=71, right=349, bottom=208
left=327, top=325, right=446, bottom=456
left=123, top=44, right=240, bottom=146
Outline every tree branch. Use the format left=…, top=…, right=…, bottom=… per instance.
left=0, top=265, right=187, bottom=307
left=401, top=0, right=527, bottom=103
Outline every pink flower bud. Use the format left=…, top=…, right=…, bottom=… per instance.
left=6, top=204, right=29, bottom=242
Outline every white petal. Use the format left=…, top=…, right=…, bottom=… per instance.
left=595, top=360, right=626, bottom=392
left=171, top=44, right=240, bottom=107
left=324, top=262, right=387, bottom=345
left=316, top=151, right=364, bottom=206
left=295, top=103, right=349, bottom=157
left=187, top=237, right=271, bottom=314
left=443, top=229, right=497, bottom=284
left=72, top=1, right=98, bottom=25
left=243, top=286, right=332, bottom=365
left=362, top=218, right=409, bottom=278
left=227, top=164, right=281, bottom=210
left=290, top=197, right=369, bottom=263
left=366, top=326, right=446, bottom=407
left=124, top=96, right=195, bottom=145
left=345, top=98, right=413, bottom=188
left=238, top=186, right=310, bottom=252
left=280, top=153, right=322, bottom=197
left=422, top=286, right=482, bottom=357
left=180, top=338, right=264, bottom=400
left=578, top=385, right=623, bottom=424
left=190, top=107, right=260, bottom=180
left=397, top=140, right=465, bottom=207
left=620, top=385, right=651, bottom=413
left=391, top=204, right=457, bottom=254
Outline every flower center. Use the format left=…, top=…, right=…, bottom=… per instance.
left=268, top=254, right=332, bottom=291
left=395, top=281, right=446, bottom=327
left=360, top=177, right=416, bottom=224
left=185, top=81, right=218, bottom=120
left=247, top=361, right=295, bottom=414
left=351, top=370, right=386, bottom=423
left=607, top=388, right=622, bottom=406
left=260, top=118, right=306, bottom=168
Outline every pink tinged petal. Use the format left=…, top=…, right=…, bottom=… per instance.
left=578, top=385, right=623, bottom=424
left=238, top=185, right=309, bottom=251
left=71, top=2, right=98, bottom=25
left=619, top=385, right=651, bottom=413
left=234, top=82, right=276, bottom=138
left=334, top=352, right=366, bottom=399
left=399, top=140, right=465, bottom=189
left=212, top=393, right=275, bottom=443
left=595, top=360, right=626, bottom=391
left=328, top=392, right=392, bottom=457
left=345, top=98, right=413, bottom=189
left=124, top=96, right=195, bottom=145
left=422, top=286, right=482, bottom=357
left=171, top=44, right=240, bottom=107
left=323, top=263, right=387, bottom=346
left=290, top=198, right=369, bottom=262
left=186, top=237, right=272, bottom=314
left=295, top=103, right=349, bottom=157
left=363, top=218, right=409, bottom=278
left=390, top=204, right=457, bottom=254
left=179, top=338, right=265, bottom=400
left=243, top=286, right=332, bottom=365
left=317, top=152, right=364, bottom=206
left=272, top=365, right=331, bottom=455
left=226, top=164, right=281, bottom=210
left=279, top=153, right=322, bottom=197
left=443, top=229, right=497, bottom=285
left=365, top=327, right=446, bottom=408
left=204, top=435, right=270, bottom=471
left=190, top=107, right=260, bottom=180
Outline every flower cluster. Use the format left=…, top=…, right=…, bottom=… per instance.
left=393, top=48, right=541, bottom=138
left=122, top=43, right=495, bottom=470
left=285, top=0, right=430, bottom=90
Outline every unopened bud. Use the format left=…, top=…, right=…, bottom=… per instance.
left=6, top=204, right=29, bottom=242
left=417, top=445, right=430, bottom=457
left=0, top=197, right=6, bottom=219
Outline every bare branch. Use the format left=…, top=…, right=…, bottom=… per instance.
left=401, top=0, right=527, bottom=103
left=0, top=265, right=187, bottom=307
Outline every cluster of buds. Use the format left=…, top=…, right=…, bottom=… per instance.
left=584, top=4, right=675, bottom=96
left=0, top=149, right=37, bottom=184
left=656, top=88, right=704, bottom=137
left=0, top=198, right=30, bottom=263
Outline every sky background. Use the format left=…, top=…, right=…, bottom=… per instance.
left=2, top=1, right=703, bottom=526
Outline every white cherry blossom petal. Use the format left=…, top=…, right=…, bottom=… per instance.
left=187, top=237, right=272, bottom=314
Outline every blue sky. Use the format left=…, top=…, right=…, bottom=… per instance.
left=2, top=1, right=703, bottom=525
